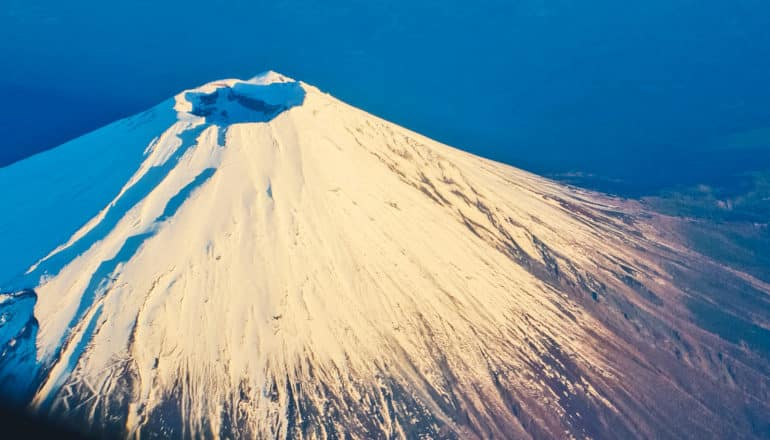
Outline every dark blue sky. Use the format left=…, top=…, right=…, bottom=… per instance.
left=2, top=0, right=770, bottom=194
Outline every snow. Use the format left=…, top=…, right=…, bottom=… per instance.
left=1, top=72, right=769, bottom=439
left=0, top=100, right=178, bottom=288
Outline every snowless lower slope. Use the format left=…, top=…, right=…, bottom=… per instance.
left=1, top=72, right=770, bottom=439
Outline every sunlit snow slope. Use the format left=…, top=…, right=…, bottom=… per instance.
left=2, top=72, right=770, bottom=439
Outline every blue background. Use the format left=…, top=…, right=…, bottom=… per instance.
left=2, top=0, right=770, bottom=194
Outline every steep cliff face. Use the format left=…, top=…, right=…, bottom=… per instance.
left=1, top=72, right=769, bottom=439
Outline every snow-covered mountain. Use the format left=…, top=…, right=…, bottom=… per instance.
left=1, top=72, right=769, bottom=439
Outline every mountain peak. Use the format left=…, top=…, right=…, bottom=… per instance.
left=174, top=71, right=305, bottom=126
left=249, top=70, right=295, bottom=84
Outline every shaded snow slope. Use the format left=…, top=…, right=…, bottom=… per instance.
left=1, top=72, right=770, bottom=439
